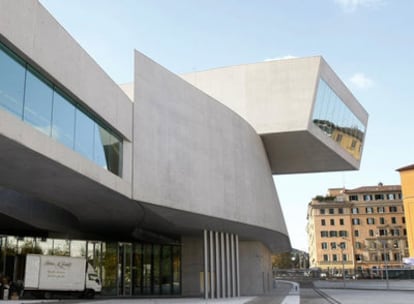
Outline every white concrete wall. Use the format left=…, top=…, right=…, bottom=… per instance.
left=181, top=236, right=204, bottom=297
left=182, top=57, right=321, bottom=134
left=133, top=50, right=288, bottom=235
left=239, top=241, right=273, bottom=296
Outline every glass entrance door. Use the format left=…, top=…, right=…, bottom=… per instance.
left=118, top=243, right=132, bottom=296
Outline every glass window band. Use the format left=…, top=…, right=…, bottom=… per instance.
left=0, top=40, right=122, bottom=176
left=312, top=78, right=365, bottom=161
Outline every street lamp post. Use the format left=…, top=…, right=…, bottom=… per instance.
left=382, top=240, right=390, bottom=289
left=337, top=242, right=346, bottom=288
left=376, top=232, right=390, bottom=289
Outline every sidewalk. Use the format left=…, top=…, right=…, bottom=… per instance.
left=314, top=279, right=414, bottom=291
left=0, top=281, right=299, bottom=304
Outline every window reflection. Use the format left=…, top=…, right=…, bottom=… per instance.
left=52, top=90, right=76, bottom=149
left=0, top=44, right=25, bottom=117
left=0, top=236, right=181, bottom=296
left=312, top=78, right=365, bottom=160
left=75, top=109, right=95, bottom=162
left=23, top=68, right=53, bottom=135
left=0, top=41, right=123, bottom=176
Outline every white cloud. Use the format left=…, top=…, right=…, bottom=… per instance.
left=334, top=0, right=385, bottom=12
left=349, top=72, right=374, bottom=89
left=264, top=55, right=297, bottom=62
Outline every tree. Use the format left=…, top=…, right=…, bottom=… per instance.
left=272, top=252, right=292, bottom=269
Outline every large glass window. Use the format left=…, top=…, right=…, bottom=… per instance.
left=161, top=246, right=172, bottom=295
left=94, top=125, right=122, bottom=175
left=75, top=109, right=95, bottom=162
left=172, top=246, right=181, bottom=295
left=0, top=44, right=26, bottom=117
left=312, top=78, right=366, bottom=160
left=0, top=41, right=123, bottom=176
left=23, top=68, right=53, bottom=135
left=52, top=90, right=76, bottom=149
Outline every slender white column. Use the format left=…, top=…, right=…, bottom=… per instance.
left=226, top=233, right=230, bottom=297
left=235, top=234, right=240, bottom=296
left=220, top=232, right=226, bottom=297
left=203, top=230, right=208, bottom=299
left=231, top=234, right=236, bottom=297
left=215, top=231, right=221, bottom=298
left=209, top=230, right=215, bottom=299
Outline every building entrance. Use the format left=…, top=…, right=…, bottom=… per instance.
left=0, top=235, right=181, bottom=297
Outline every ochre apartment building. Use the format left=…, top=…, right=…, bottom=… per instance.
left=307, top=184, right=408, bottom=277
left=398, top=164, right=414, bottom=257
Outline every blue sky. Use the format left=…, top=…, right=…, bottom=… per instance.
left=39, top=0, right=414, bottom=251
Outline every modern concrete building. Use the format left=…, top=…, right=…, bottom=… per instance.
left=307, top=185, right=408, bottom=278
left=0, top=0, right=367, bottom=299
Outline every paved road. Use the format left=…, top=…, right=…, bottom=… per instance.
left=245, top=281, right=293, bottom=304
left=3, top=280, right=414, bottom=304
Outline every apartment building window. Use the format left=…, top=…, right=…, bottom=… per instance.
left=342, top=254, right=347, bottom=261
left=375, top=194, right=384, bottom=200
left=320, top=209, right=326, bottom=215
left=339, top=231, right=348, bottom=237
left=379, top=217, right=385, bottom=224
left=331, top=242, right=337, bottom=249
left=377, top=207, right=385, bottom=213
left=329, top=208, right=335, bottom=215
left=403, top=217, right=406, bottom=224
left=354, top=230, right=360, bottom=237
left=391, top=217, right=397, bottom=224
left=387, top=193, right=395, bottom=200
left=339, top=242, right=346, bottom=249
left=336, top=134, right=343, bottom=143
left=333, top=254, right=338, bottom=262
left=390, top=229, right=400, bottom=236
left=352, top=218, right=360, bottom=225
left=394, top=253, right=401, bottom=261
left=366, top=207, right=374, bottom=214
left=369, top=229, right=374, bottom=237
left=321, top=242, right=328, bottom=249
left=323, top=254, right=329, bottom=262
left=330, top=231, right=338, bottom=237
left=355, top=254, right=363, bottom=262
left=352, top=207, right=359, bottom=214
left=321, top=219, right=326, bottom=226
left=381, top=253, right=390, bottom=261
left=393, top=241, right=399, bottom=249
left=399, top=193, right=402, bottom=199
left=339, top=219, right=344, bottom=225
left=389, top=206, right=398, bottom=212
left=349, top=195, right=359, bottom=201
left=338, top=208, right=344, bottom=214
left=356, top=242, right=362, bottom=249
left=330, top=219, right=335, bottom=225
left=404, top=229, right=407, bottom=236
left=379, top=229, right=387, bottom=236
left=321, top=231, right=329, bottom=237
left=371, top=254, right=378, bottom=261
left=363, top=195, right=373, bottom=201
left=367, top=218, right=375, bottom=225
left=369, top=242, right=376, bottom=249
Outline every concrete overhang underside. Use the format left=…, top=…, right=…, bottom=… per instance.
left=0, top=135, right=290, bottom=253
left=262, top=130, right=359, bottom=174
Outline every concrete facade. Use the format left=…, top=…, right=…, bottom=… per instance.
left=0, top=0, right=367, bottom=298
left=182, top=58, right=368, bottom=174
left=239, top=241, right=272, bottom=296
